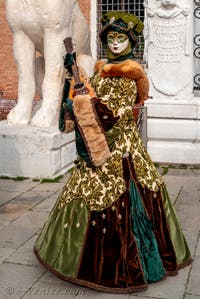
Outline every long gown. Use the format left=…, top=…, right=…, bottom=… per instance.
left=34, top=59, right=192, bottom=293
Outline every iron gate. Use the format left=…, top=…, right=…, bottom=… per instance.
left=194, top=0, right=200, bottom=95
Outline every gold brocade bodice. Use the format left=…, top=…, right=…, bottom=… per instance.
left=58, top=72, right=163, bottom=211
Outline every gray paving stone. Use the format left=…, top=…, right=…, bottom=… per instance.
left=167, top=168, right=200, bottom=177
left=0, top=191, right=22, bottom=206
left=163, top=175, right=183, bottom=204
left=76, top=293, right=129, bottom=299
left=131, top=267, right=190, bottom=299
left=129, top=296, right=157, bottom=299
left=22, top=271, right=83, bottom=299
left=180, top=185, right=200, bottom=203
left=59, top=173, right=71, bottom=183
left=32, top=193, right=59, bottom=212
left=0, top=263, right=45, bottom=299
left=32, top=182, right=65, bottom=192
left=0, top=247, right=15, bottom=263
left=33, top=261, right=136, bottom=299
left=178, top=230, right=199, bottom=257
left=6, top=235, right=40, bottom=267
left=164, top=173, right=200, bottom=187
left=196, top=237, right=200, bottom=257
left=184, top=294, right=200, bottom=299
left=182, top=232, right=198, bottom=258
left=0, top=179, right=39, bottom=192
left=0, top=223, right=37, bottom=249
left=0, top=203, right=31, bottom=222
left=0, top=219, right=10, bottom=229
left=164, top=174, right=200, bottom=205
left=12, top=191, right=55, bottom=205
left=12, top=210, right=49, bottom=230
left=174, top=187, right=200, bottom=256
left=186, top=256, right=200, bottom=296
left=22, top=289, right=75, bottom=299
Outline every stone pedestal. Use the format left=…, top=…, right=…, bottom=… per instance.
left=145, top=98, right=200, bottom=164
left=0, top=121, right=77, bottom=178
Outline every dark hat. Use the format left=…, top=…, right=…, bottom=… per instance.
left=99, top=11, right=144, bottom=46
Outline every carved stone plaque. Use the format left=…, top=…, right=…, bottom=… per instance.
left=152, top=15, right=185, bottom=64
left=145, top=2, right=191, bottom=97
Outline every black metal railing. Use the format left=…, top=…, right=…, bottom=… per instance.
left=194, top=0, right=200, bottom=94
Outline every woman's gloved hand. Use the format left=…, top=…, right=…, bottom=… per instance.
left=64, top=53, right=76, bottom=75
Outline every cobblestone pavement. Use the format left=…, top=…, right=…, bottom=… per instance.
left=0, top=167, right=199, bottom=299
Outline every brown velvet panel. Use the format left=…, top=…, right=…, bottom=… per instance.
left=123, top=155, right=177, bottom=275
left=77, top=191, right=146, bottom=289
left=140, top=187, right=178, bottom=275
left=92, top=97, right=120, bottom=131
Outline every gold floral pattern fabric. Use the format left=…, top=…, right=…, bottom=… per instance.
left=58, top=72, right=163, bottom=211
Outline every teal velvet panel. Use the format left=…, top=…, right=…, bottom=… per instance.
left=129, top=179, right=166, bottom=282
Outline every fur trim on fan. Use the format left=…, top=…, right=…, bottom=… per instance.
left=95, top=59, right=149, bottom=104
left=73, top=94, right=111, bottom=167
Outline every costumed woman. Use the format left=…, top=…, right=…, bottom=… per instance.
left=34, top=11, right=192, bottom=293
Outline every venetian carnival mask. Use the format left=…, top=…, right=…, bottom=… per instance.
left=107, top=31, right=129, bottom=55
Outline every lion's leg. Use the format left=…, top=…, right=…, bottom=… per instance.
left=7, top=30, right=35, bottom=125
left=31, top=29, right=65, bottom=127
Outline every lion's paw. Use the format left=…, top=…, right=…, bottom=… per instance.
left=7, top=104, right=31, bottom=125
left=31, top=106, right=58, bottom=127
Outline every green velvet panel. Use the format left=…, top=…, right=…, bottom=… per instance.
left=34, top=198, right=89, bottom=278
left=161, top=184, right=191, bottom=266
left=129, top=180, right=166, bottom=282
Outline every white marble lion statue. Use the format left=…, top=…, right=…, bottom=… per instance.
left=6, top=0, right=93, bottom=127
